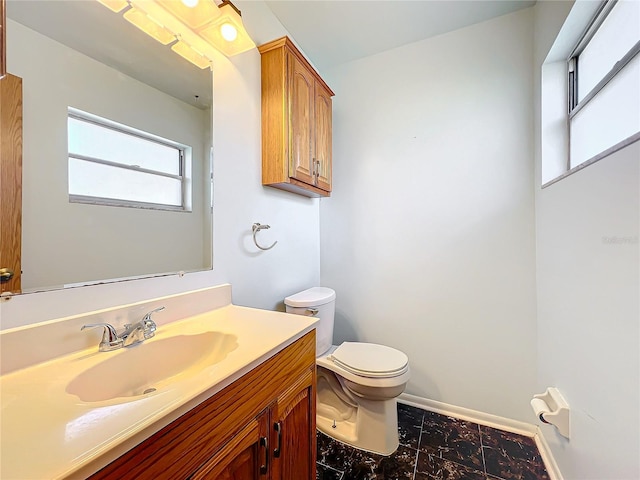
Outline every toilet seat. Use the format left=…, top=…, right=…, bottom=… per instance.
left=317, top=344, right=410, bottom=389
left=331, top=342, right=409, bottom=378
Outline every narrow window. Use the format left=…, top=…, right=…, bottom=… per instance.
left=68, top=108, right=190, bottom=211
left=568, top=0, right=640, bottom=168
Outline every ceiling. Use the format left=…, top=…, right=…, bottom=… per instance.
left=7, top=0, right=535, bottom=106
left=262, top=0, right=536, bottom=69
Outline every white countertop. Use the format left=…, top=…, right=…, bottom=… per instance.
left=0, top=303, right=317, bottom=480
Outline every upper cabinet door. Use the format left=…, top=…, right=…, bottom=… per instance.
left=314, top=82, right=332, bottom=192
left=289, top=54, right=315, bottom=187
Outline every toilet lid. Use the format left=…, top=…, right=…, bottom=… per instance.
left=330, top=342, right=409, bottom=378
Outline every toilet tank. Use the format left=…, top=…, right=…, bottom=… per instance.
left=284, top=287, right=336, bottom=356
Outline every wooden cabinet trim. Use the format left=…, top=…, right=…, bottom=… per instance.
left=258, top=36, right=333, bottom=96
left=89, top=331, right=315, bottom=480
left=1, top=0, right=5, bottom=78
left=261, top=46, right=288, bottom=186
left=276, top=369, right=313, bottom=415
left=0, top=73, right=23, bottom=293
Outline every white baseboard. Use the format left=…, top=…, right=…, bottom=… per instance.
left=398, top=393, right=564, bottom=480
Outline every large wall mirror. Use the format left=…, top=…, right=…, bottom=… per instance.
left=4, top=0, right=214, bottom=294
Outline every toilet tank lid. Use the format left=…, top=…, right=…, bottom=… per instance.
left=284, top=287, right=336, bottom=307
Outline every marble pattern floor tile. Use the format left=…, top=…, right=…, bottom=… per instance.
left=317, top=463, right=345, bottom=480
left=415, top=451, right=486, bottom=480
left=342, top=445, right=417, bottom=480
left=398, top=403, right=425, bottom=450
left=317, top=430, right=357, bottom=472
left=316, top=403, right=551, bottom=480
left=418, top=411, right=484, bottom=472
left=480, top=426, right=549, bottom=480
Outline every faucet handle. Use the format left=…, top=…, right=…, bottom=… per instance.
left=81, top=323, right=123, bottom=352
left=141, top=306, right=164, bottom=339
left=142, top=306, right=165, bottom=322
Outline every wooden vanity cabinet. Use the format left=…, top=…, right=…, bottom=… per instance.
left=271, top=371, right=315, bottom=479
left=259, top=36, right=334, bottom=198
left=87, top=331, right=316, bottom=480
left=190, top=410, right=270, bottom=480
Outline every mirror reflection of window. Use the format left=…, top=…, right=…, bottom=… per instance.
left=67, top=108, right=191, bottom=211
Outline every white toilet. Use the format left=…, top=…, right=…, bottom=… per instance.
left=285, top=287, right=410, bottom=456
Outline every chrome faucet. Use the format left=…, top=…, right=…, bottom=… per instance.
left=81, top=306, right=165, bottom=352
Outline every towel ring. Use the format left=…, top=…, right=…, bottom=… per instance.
left=252, top=223, right=277, bottom=251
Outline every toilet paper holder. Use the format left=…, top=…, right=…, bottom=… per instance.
left=530, top=387, right=570, bottom=439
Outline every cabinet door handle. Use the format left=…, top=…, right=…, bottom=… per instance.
left=273, top=421, right=282, bottom=458
left=259, top=436, right=269, bottom=474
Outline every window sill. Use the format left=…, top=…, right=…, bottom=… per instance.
left=542, top=131, right=640, bottom=189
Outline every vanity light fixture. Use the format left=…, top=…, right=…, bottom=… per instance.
left=197, top=1, right=256, bottom=57
left=171, top=37, right=211, bottom=69
left=96, top=0, right=129, bottom=13
left=96, top=0, right=255, bottom=69
left=123, top=6, right=176, bottom=45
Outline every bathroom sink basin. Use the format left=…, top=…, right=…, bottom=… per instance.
left=66, top=332, right=238, bottom=402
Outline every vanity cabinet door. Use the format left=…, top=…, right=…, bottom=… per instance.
left=190, top=410, right=270, bottom=480
left=271, top=369, right=316, bottom=480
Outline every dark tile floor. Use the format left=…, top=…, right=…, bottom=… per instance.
left=316, top=403, right=550, bottom=480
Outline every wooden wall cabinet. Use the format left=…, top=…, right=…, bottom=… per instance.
left=259, top=36, right=334, bottom=198
left=88, top=331, right=316, bottom=480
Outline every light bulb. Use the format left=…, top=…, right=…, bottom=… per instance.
left=220, top=23, right=238, bottom=42
left=181, top=0, right=199, bottom=7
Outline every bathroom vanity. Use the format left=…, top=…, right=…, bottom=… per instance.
left=89, top=331, right=315, bottom=480
left=0, top=285, right=318, bottom=479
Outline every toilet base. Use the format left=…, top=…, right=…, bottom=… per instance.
left=317, top=388, right=400, bottom=456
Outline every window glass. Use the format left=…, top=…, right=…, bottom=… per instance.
left=568, top=0, right=640, bottom=169
left=69, top=158, right=183, bottom=206
left=577, top=0, right=640, bottom=101
left=571, top=55, right=640, bottom=167
left=67, top=109, right=186, bottom=210
left=68, top=116, right=180, bottom=175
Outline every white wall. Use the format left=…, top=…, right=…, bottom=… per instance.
left=320, top=9, right=538, bottom=422
left=534, top=2, right=640, bottom=478
left=0, top=4, right=321, bottom=330
left=8, top=20, right=209, bottom=290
